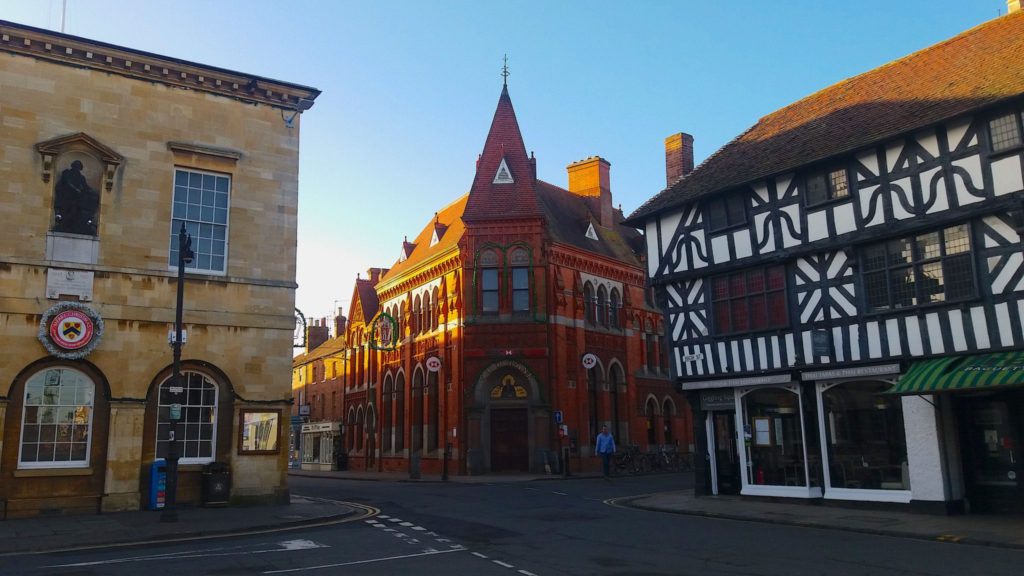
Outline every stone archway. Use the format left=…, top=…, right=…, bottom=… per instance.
left=467, top=360, right=547, bottom=474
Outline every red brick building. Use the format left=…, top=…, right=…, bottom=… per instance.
left=295, top=82, right=690, bottom=475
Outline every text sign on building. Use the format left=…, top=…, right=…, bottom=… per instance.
left=553, top=410, right=563, bottom=424
left=700, top=390, right=735, bottom=411
left=581, top=353, right=598, bottom=369
left=812, top=330, right=831, bottom=356
left=46, top=268, right=94, bottom=301
left=38, top=302, right=104, bottom=360
left=426, top=356, right=442, bottom=372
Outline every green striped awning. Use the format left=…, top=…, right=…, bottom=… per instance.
left=888, top=352, right=1024, bottom=395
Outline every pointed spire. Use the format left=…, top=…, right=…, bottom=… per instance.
left=463, top=73, right=541, bottom=222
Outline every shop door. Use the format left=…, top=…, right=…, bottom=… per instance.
left=960, top=394, right=1022, bottom=513
left=712, top=411, right=741, bottom=494
left=491, top=408, right=529, bottom=472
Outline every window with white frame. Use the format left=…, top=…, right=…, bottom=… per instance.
left=156, top=371, right=218, bottom=464
left=170, top=168, right=229, bottom=274
left=19, top=367, right=95, bottom=468
left=988, top=109, right=1023, bottom=153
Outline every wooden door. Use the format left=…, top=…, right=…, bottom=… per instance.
left=490, top=408, right=528, bottom=472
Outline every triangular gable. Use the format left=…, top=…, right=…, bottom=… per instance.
left=585, top=222, right=599, bottom=241
left=493, top=158, right=514, bottom=184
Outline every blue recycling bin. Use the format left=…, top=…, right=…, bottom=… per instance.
left=149, top=459, right=167, bottom=510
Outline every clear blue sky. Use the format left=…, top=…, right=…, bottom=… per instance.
left=2, top=0, right=1004, bottom=331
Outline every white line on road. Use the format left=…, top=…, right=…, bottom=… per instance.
left=472, top=552, right=489, bottom=559
left=46, top=540, right=328, bottom=568
left=493, top=560, right=514, bottom=568
left=518, top=570, right=539, bottom=576
left=263, top=548, right=465, bottom=574
left=551, top=491, right=568, bottom=496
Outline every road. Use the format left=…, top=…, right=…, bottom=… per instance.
left=9, top=473, right=1023, bottom=575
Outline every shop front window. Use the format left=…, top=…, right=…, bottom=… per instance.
left=821, top=381, right=909, bottom=490
left=742, top=387, right=806, bottom=487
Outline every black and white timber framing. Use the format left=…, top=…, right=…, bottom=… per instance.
left=645, top=108, right=1024, bottom=383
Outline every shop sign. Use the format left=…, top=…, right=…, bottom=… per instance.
left=426, top=356, right=442, bottom=372
left=811, top=330, right=830, bottom=356
left=38, top=302, right=104, bottom=360
left=682, top=352, right=704, bottom=363
left=581, top=353, right=598, bottom=369
left=700, top=390, right=735, bottom=411
left=801, top=363, right=901, bottom=381
left=302, top=422, right=339, bottom=433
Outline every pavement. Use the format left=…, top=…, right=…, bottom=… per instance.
left=0, top=469, right=1019, bottom=555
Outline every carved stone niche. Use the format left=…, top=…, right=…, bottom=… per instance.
left=36, top=133, right=122, bottom=193
left=37, top=133, right=122, bottom=262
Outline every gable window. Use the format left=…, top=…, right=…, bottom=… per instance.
left=711, top=266, right=787, bottom=334
left=156, top=371, right=218, bottom=464
left=706, top=192, right=747, bottom=232
left=862, top=224, right=974, bottom=312
left=988, top=110, right=1023, bottom=153
left=583, top=282, right=596, bottom=325
left=19, top=367, right=95, bottom=468
left=170, top=169, right=229, bottom=274
left=805, top=166, right=850, bottom=206
left=480, top=250, right=499, bottom=314
left=609, top=289, right=621, bottom=329
left=510, top=248, right=530, bottom=314
left=597, top=286, right=609, bottom=327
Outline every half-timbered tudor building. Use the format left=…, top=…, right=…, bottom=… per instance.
left=625, top=10, right=1024, bottom=513
left=299, top=80, right=691, bottom=476
left=0, top=20, right=318, bottom=517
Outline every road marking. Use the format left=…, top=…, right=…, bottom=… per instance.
left=472, top=552, right=489, bottom=559
left=551, top=491, right=568, bottom=496
left=263, top=548, right=465, bottom=574
left=518, top=570, right=539, bottom=576
left=46, top=540, right=327, bottom=568
left=9, top=500, right=378, bottom=558
left=493, top=560, right=514, bottom=568
left=412, top=526, right=426, bottom=531
left=400, top=522, right=414, bottom=526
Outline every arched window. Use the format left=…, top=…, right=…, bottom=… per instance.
left=412, top=368, right=424, bottom=452
left=588, top=367, right=600, bottom=443
left=355, top=406, right=364, bottom=451
left=431, top=287, right=440, bottom=331
left=510, top=248, right=530, bottom=314
left=644, top=318, right=656, bottom=372
left=645, top=399, right=658, bottom=447
left=157, top=371, right=218, bottom=464
left=609, top=363, right=624, bottom=442
left=662, top=398, right=675, bottom=446
left=19, top=367, right=95, bottom=468
left=610, top=289, right=621, bottom=329
left=583, top=282, right=595, bottom=325
left=480, top=250, right=499, bottom=314
left=346, top=408, right=356, bottom=451
left=597, top=285, right=609, bottom=327
left=394, top=373, right=406, bottom=452
left=382, top=376, right=394, bottom=453
left=427, top=370, right=439, bottom=453
left=399, top=302, right=406, bottom=340
left=413, top=294, right=422, bottom=335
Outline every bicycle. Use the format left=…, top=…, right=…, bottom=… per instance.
left=612, top=444, right=644, bottom=475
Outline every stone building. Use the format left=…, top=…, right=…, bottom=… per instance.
left=0, top=20, right=318, bottom=517
left=295, top=81, right=691, bottom=477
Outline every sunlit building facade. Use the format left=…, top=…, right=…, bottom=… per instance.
left=297, top=82, right=691, bottom=476
left=0, top=20, right=318, bottom=517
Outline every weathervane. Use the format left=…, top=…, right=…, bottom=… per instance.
left=501, top=54, right=509, bottom=85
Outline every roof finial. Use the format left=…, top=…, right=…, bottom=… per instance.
left=501, top=54, right=509, bottom=86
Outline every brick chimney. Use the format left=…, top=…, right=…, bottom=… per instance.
left=1009, top=0, right=1022, bottom=13
left=665, top=132, right=694, bottom=186
left=566, top=156, right=613, bottom=228
left=334, top=309, right=347, bottom=338
left=306, top=318, right=329, bottom=352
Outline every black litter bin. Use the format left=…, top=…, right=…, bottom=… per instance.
left=202, top=462, right=231, bottom=507
left=334, top=451, right=348, bottom=471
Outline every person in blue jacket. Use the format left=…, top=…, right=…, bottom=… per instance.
left=596, top=425, right=616, bottom=477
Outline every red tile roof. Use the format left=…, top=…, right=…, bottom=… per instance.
left=627, top=12, right=1024, bottom=223
left=462, top=85, right=542, bottom=222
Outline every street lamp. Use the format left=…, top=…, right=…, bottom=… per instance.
left=161, top=222, right=194, bottom=523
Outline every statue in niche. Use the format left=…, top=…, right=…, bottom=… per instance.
left=53, top=160, right=100, bottom=235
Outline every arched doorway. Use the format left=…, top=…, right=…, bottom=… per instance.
left=489, top=375, right=529, bottom=472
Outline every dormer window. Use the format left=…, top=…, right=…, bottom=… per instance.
left=706, top=191, right=747, bottom=232
left=805, top=166, right=850, bottom=206
left=988, top=109, right=1023, bottom=153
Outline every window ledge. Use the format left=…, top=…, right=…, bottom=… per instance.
left=14, top=467, right=93, bottom=477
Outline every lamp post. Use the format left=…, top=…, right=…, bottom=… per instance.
left=161, top=222, right=194, bottom=523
